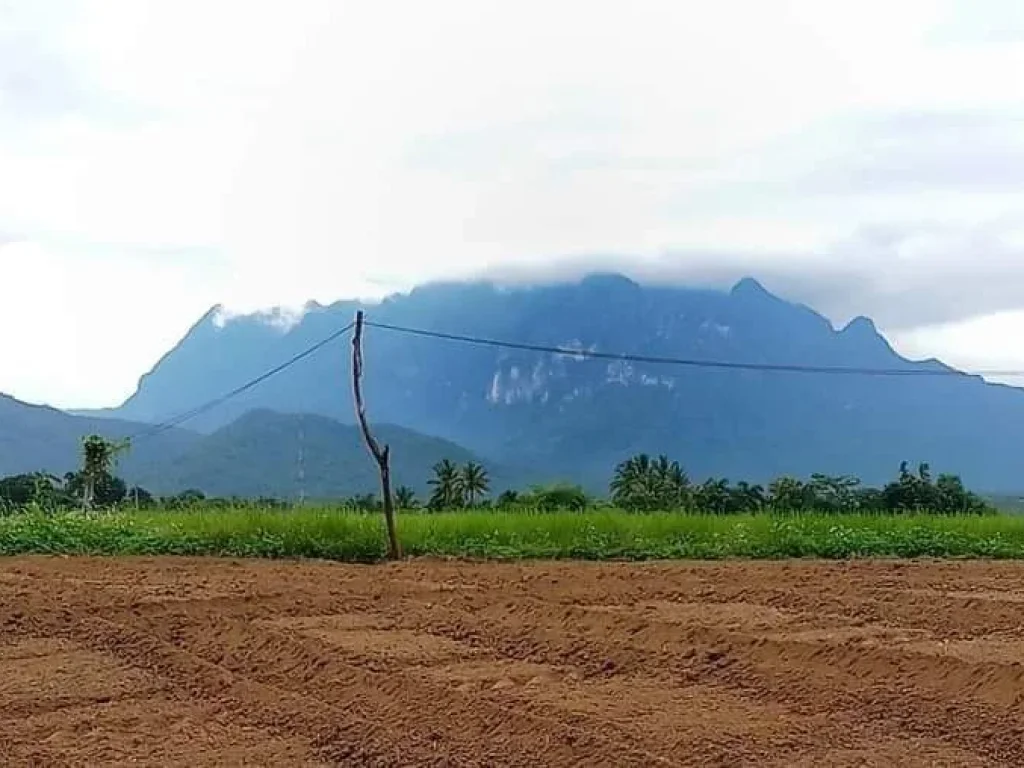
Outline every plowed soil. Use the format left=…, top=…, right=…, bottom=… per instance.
left=3, top=557, right=1024, bottom=766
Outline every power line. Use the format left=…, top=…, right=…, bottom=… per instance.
left=117, top=310, right=1024, bottom=447
left=128, top=321, right=355, bottom=443
left=364, top=319, right=1024, bottom=378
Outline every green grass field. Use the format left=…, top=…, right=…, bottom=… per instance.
left=3, top=506, right=1024, bottom=561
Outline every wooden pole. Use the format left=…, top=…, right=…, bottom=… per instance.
left=351, top=310, right=401, bottom=559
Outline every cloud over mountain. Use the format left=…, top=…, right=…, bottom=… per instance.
left=3, top=0, right=1024, bottom=406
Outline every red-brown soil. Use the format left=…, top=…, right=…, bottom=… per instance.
left=3, top=556, right=1024, bottom=766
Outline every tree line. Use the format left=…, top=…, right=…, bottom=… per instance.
left=396, top=453, right=992, bottom=514
left=606, top=454, right=992, bottom=514
left=0, top=435, right=996, bottom=515
left=223, top=455, right=998, bottom=515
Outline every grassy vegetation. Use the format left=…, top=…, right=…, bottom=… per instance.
left=4, top=506, right=1024, bottom=561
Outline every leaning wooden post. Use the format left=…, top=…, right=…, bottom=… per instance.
left=351, top=310, right=401, bottom=559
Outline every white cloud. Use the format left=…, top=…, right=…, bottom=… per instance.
left=3, top=0, right=1024, bottom=408
left=892, top=311, right=1024, bottom=389
left=0, top=238, right=224, bottom=407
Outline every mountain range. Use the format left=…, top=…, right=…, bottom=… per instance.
left=0, top=397, right=500, bottom=499
left=11, top=273, right=1024, bottom=495
left=129, top=410, right=503, bottom=500
left=0, top=393, right=196, bottom=483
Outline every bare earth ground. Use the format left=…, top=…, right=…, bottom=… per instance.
left=2, top=558, right=1024, bottom=766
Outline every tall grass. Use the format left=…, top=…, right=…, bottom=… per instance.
left=3, top=506, right=1024, bottom=561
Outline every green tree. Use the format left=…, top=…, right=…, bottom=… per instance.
left=428, top=459, right=463, bottom=509
left=78, top=434, right=130, bottom=509
left=693, top=478, right=733, bottom=514
left=460, top=462, right=490, bottom=506
left=883, top=461, right=939, bottom=512
left=65, top=471, right=128, bottom=508
left=0, top=472, right=70, bottom=511
left=730, top=481, right=766, bottom=512
left=394, top=485, right=419, bottom=509
left=934, top=473, right=991, bottom=515
left=652, top=454, right=691, bottom=509
left=610, top=453, right=650, bottom=509
left=808, top=474, right=861, bottom=513
left=0, top=473, right=51, bottom=506
left=854, top=486, right=885, bottom=512
left=768, top=476, right=808, bottom=511
left=92, top=474, right=127, bottom=507
left=524, top=483, right=589, bottom=511
left=32, top=473, right=69, bottom=507
left=610, top=453, right=690, bottom=511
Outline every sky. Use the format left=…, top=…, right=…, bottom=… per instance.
left=3, top=0, right=1024, bottom=408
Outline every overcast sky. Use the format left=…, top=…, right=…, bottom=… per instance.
left=3, top=0, right=1024, bottom=408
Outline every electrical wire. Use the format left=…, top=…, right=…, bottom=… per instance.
left=122, top=311, right=1024, bottom=446
left=127, top=321, right=355, bottom=443
left=364, top=319, right=1023, bottom=378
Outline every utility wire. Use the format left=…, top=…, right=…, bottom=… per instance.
left=128, top=321, right=355, bottom=443
left=121, top=312, right=1023, bottom=446
left=365, top=319, right=1024, bottom=378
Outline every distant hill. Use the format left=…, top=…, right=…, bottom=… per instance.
left=0, top=393, right=199, bottom=479
left=131, top=409, right=515, bottom=501
left=78, top=272, right=1024, bottom=492
left=2, top=395, right=512, bottom=500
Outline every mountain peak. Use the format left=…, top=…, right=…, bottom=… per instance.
left=192, top=303, right=225, bottom=328
left=841, top=315, right=878, bottom=336
left=89, top=273, right=1024, bottom=494
left=729, top=276, right=772, bottom=298
left=836, top=314, right=903, bottom=361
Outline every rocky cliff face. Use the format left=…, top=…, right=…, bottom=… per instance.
left=98, top=273, right=1024, bottom=491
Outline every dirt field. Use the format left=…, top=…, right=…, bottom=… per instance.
left=2, top=557, right=1024, bottom=766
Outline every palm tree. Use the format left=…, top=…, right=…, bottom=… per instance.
left=461, top=462, right=490, bottom=506
left=652, top=454, right=690, bottom=509
left=428, top=459, right=463, bottom=509
left=694, top=478, right=732, bottom=514
left=731, top=481, right=766, bottom=512
left=768, top=476, right=806, bottom=511
left=79, top=434, right=129, bottom=510
left=395, top=485, right=419, bottom=509
left=611, top=453, right=689, bottom=510
left=610, top=454, right=650, bottom=509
